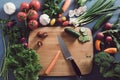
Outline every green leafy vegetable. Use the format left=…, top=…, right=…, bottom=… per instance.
left=43, top=0, right=63, bottom=18
left=0, top=18, right=41, bottom=80
left=75, top=0, right=87, bottom=6
left=2, top=44, right=42, bottom=80
left=94, top=52, right=120, bottom=79
left=112, top=14, right=120, bottom=28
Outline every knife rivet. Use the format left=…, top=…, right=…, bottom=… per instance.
left=86, top=55, right=91, bottom=58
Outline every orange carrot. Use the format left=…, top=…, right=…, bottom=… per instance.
left=95, top=40, right=101, bottom=51
left=44, top=50, right=61, bottom=75
left=104, top=48, right=117, bottom=54
left=62, top=0, right=71, bottom=12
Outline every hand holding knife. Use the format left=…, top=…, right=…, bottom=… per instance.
left=57, top=35, right=82, bottom=76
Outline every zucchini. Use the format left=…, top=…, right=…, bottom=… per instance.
left=92, top=13, right=113, bottom=33
left=64, top=28, right=80, bottom=38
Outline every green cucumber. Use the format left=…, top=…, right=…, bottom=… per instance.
left=78, top=36, right=85, bottom=43
left=64, top=28, right=80, bottom=38
left=92, top=13, right=113, bottom=33
left=78, top=35, right=90, bottom=43
left=80, top=27, right=86, bottom=32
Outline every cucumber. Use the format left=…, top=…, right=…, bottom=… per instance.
left=80, top=27, right=86, bottom=33
left=92, top=13, right=113, bottom=33
left=78, top=35, right=90, bottom=43
left=64, top=28, right=80, bottom=38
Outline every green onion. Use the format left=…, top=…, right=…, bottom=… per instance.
left=75, top=0, right=119, bottom=26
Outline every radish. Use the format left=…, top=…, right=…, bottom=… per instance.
left=96, top=32, right=104, bottom=40
left=106, top=36, right=112, bottom=42
left=20, top=37, right=26, bottom=43
left=104, top=22, right=113, bottom=29
left=23, top=42, right=28, bottom=48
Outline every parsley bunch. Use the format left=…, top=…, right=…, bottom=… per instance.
left=0, top=18, right=41, bottom=80
left=6, top=44, right=41, bottom=80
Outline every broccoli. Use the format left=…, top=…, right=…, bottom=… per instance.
left=94, top=52, right=114, bottom=74
left=102, top=63, right=120, bottom=78
left=94, top=52, right=120, bottom=78
left=114, top=63, right=120, bottom=77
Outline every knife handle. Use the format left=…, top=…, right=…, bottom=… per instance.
left=70, top=59, right=81, bottom=76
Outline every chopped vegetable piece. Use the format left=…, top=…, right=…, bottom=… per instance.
left=82, top=31, right=88, bottom=36
left=78, top=35, right=84, bottom=42
left=80, top=27, right=86, bottom=32
left=78, top=35, right=90, bottom=43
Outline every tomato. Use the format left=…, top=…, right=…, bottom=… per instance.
left=29, top=0, right=41, bottom=11
left=17, top=12, right=27, bottom=22
left=20, top=2, right=29, bottom=12
left=28, top=10, right=38, bottom=20
left=28, top=20, right=38, bottom=30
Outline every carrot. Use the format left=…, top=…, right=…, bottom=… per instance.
left=44, top=50, right=61, bottom=75
left=62, top=0, right=71, bottom=12
left=104, top=48, right=117, bottom=54
left=95, top=39, right=101, bottom=51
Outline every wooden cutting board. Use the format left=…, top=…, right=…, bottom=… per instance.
left=28, top=27, right=93, bottom=76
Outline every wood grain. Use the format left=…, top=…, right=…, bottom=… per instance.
left=28, top=27, right=93, bottom=76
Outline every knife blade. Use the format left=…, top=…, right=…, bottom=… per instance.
left=57, top=35, right=82, bottom=76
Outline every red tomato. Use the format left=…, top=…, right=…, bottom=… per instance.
left=20, top=2, right=29, bottom=12
left=29, top=0, right=41, bottom=11
left=27, top=10, right=38, bottom=20
left=17, top=12, right=27, bottom=22
left=28, top=20, right=38, bottom=30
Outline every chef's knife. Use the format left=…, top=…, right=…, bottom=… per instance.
left=57, top=35, right=82, bottom=76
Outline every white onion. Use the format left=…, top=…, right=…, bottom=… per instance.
left=3, top=2, right=16, bottom=15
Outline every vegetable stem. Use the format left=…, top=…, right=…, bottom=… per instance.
left=0, top=23, right=7, bottom=78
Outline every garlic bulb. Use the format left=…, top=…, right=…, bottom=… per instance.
left=3, top=2, right=16, bottom=15
left=39, top=14, right=50, bottom=26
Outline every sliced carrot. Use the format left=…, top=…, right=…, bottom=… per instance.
left=62, top=0, right=71, bottom=12
left=95, top=39, right=101, bottom=51
left=104, top=48, right=117, bottom=54
left=44, top=50, right=61, bottom=75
